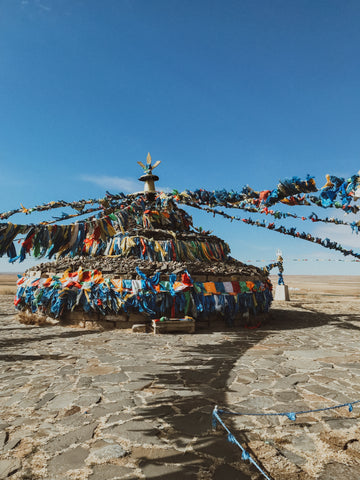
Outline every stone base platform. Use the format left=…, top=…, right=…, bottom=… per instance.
left=17, top=308, right=270, bottom=332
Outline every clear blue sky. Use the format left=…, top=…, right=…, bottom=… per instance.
left=0, top=0, right=359, bottom=274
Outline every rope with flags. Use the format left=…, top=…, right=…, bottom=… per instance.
left=0, top=171, right=359, bottom=264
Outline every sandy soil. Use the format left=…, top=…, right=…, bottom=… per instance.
left=0, top=274, right=18, bottom=295
left=270, top=275, right=360, bottom=296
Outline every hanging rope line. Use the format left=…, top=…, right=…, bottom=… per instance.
left=0, top=172, right=359, bottom=263
left=184, top=203, right=360, bottom=259
left=2, top=201, right=359, bottom=263
left=0, top=191, right=128, bottom=220
left=246, top=258, right=360, bottom=263
left=1, top=172, right=359, bottom=220
left=175, top=193, right=360, bottom=232
left=173, top=172, right=360, bottom=212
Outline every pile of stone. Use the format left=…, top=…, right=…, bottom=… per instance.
left=28, top=256, right=265, bottom=281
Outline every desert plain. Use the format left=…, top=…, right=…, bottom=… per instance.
left=0, top=274, right=359, bottom=479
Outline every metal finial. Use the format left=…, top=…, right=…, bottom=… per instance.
left=138, top=153, right=161, bottom=193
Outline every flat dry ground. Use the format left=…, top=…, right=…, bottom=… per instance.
left=269, top=274, right=360, bottom=298
left=278, top=275, right=360, bottom=296
left=0, top=274, right=18, bottom=295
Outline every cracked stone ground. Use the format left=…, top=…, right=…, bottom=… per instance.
left=0, top=277, right=360, bottom=479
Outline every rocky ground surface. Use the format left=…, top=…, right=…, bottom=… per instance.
left=0, top=280, right=360, bottom=479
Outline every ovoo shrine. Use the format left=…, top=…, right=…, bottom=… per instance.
left=13, top=156, right=273, bottom=331
left=7, top=157, right=360, bottom=332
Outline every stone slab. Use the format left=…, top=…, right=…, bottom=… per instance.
left=47, top=446, right=89, bottom=478
left=44, top=422, right=97, bottom=453
left=0, top=459, right=21, bottom=478
left=318, top=462, right=360, bottom=479
left=105, top=421, right=165, bottom=446
left=139, top=461, right=198, bottom=479
left=88, top=464, right=133, bottom=480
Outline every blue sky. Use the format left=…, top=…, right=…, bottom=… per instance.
left=0, top=0, right=359, bottom=274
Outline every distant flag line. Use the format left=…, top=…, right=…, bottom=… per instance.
left=245, top=258, right=360, bottom=263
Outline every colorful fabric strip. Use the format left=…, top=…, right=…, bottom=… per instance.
left=14, top=268, right=272, bottom=319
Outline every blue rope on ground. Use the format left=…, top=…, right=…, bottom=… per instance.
left=216, top=399, right=360, bottom=420
left=212, top=407, right=272, bottom=480
left=212, top=400, right=360, bottom=479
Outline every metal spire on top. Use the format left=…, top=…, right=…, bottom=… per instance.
left=137, top=153, right=161, bottom=193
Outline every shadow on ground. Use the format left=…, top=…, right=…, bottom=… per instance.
left=122, top=305, right=356, bottom=480
left=0, top=328, right=99, bottom=350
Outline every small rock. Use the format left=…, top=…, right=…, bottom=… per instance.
left=87, top=444, right=128, bottom=464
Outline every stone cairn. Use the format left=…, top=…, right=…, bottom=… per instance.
left=15, top=155, right=273, bottom=331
